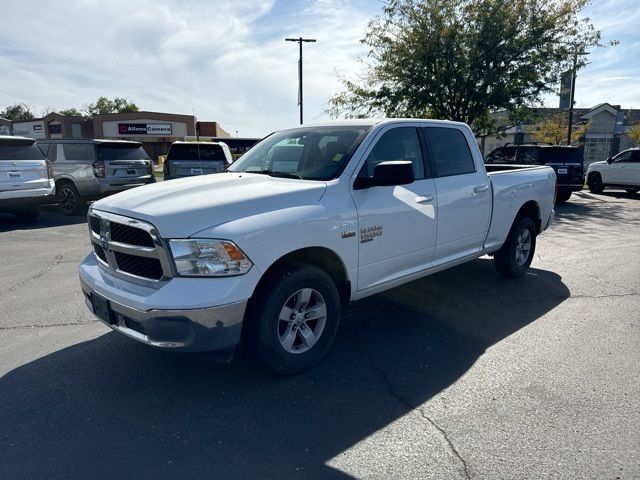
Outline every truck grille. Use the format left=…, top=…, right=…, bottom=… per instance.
left=87, top=211, right=171, bottom=282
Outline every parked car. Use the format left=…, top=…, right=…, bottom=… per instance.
left=0, top=136, right=55, bottom=220
left=163, top=141, right=233, bottom=179
left=37, top=139, right=154, bottom=216
left=79, top=119, right=556, bottom=374
left=587, top=147, right=640, bottom=194
left=485, top=144, right=584, bottom=203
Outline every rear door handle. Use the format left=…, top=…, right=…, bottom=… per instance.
left=473, top=184, right=489, bottom=193
left=415, top=194, right=434, bottom=203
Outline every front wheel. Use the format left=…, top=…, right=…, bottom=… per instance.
left=625, top=188, right=639, bottom=194
left=494, top=216, right=537, bottom=278
left=244, top=264, right=341, bottom=375
left=588, top=173, right=604, bottom=194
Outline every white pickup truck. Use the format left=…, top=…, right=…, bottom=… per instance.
left=79, top=119, right=556, bottom=374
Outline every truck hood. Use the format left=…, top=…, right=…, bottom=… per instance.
left=92, top=173, right=327, bottom=237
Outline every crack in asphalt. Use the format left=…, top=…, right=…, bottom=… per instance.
left=346, top=322, right=472, bottom=479
left=0, top=320, right=97, bottom=331
left=0, top=252, right=66, bottom=297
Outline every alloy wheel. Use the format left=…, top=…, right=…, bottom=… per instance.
left=277, top=288, right=327, bottom=354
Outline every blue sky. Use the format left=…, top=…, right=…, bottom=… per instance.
left=0, top=0, right=637, bottom=137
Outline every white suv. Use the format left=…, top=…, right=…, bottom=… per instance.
left=587, top=147, right=640, bottom=194
left=0, top=136, right=55, bottom=220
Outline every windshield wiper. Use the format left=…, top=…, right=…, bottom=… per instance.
left=254, top=169, right=302, bottom=179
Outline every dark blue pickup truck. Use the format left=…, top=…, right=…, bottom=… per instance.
left=485, top=144, right=584, bottom=203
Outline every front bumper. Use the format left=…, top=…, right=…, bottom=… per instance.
left=79, top=253, right=255, bottom=354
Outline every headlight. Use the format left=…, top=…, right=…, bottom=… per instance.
left=168, top=239, right=253, bottom=277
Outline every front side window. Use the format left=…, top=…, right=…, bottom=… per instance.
left=228, top=126, right=371, bottom=180
left=62, top=143, right=95, bottom=162
left=359, top=127, right=425, bottom=179
left=613, top=151, right=633, bottom=163
left=423, top=127, right=475, bottom=177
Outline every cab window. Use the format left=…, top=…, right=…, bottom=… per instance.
left=423, top=127, right=475, bottom=177
left=360, top=127, right=426, bottom=179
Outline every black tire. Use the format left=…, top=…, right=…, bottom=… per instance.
left=494, top=216, right=537, bottom=278
left=555, top=189, right=572, bottom=204
left=15, top=206, right=40, bottom=221
left=56, top=182, right=86, bottom=216
left=588, top=173, right=604, bottom=194
left=244, top=264, right=341, bottom=375
left=625, top=188, right=639, bottom=194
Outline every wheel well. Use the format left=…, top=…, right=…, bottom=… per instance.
left=588, top=171, right=601, bottom=179
left=517, top=201, right=541, bottom=234
left=255, top=247, right=351, bottom=306
left=55, top=178, right=75, bottom=189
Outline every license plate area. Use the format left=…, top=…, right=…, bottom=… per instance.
left=191, top=168, right=203, bottom=175
left=557, top=168, right=568, bottom=174
left=91, top=293, right=115, bottom=324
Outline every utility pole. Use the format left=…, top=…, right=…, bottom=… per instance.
left=285, top=37, right=316, bottom=125
left=566, top=53, right=578, bottom=145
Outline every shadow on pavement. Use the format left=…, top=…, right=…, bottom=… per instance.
left=0, top=258, right=569, bottom=479
left=554, top=192, right=640, bottom=234
left=0, top=205, right=86, bottom=233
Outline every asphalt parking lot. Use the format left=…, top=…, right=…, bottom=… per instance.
left=1, top=190, right=639, bottom=480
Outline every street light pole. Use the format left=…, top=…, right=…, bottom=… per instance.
left=567, top=53, right=578, bottom=145
left=285, top=37, right=316, bottom=125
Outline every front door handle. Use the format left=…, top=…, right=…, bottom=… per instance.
left=415, top=194, right=434, bottom=203
left=473, top=184, right=489, bottom=193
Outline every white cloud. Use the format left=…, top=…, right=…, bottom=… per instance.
left=0, top=0, right=373, bottom=136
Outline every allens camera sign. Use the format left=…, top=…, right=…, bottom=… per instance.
left=118, top=123, right=172, bottom=135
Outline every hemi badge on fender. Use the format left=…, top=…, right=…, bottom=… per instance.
left=341, top=230, right=356, bottom=239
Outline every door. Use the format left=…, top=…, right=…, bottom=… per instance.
left=422, top=126, right=492, bottom=263
left=57, top=143, right=96, bottom=193
left=629, top=151, right=640, bottom=185
left=352, top=126, right=437, bottom=291
left=606, top=150, right=634, bottom=184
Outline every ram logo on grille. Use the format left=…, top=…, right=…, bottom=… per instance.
left=88, top=212, right=168, bottom=281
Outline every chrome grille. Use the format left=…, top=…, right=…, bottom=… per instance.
left=87, top=210, right=172, bottom=282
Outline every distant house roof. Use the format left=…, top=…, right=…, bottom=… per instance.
left=490, top=104, right=640, bottom=127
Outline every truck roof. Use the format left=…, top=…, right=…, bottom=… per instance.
left=302, top=118, right=467, bottom=128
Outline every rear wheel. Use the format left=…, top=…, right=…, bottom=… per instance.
left=555, top=188, right=572, bottom=204
left=244, top=264, right=341, bottom=375
left=625, top=188, right=639, bottom=194
left=15, top=206, right=40, bottom=221
left=56, top=182, right=86, bottom=216
left=588, top=173, right=604, bottom=194
left=494, top=216, right=536, bottom=278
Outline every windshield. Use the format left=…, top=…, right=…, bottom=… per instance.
left=227, top=126, right=372, bottom=180
left=0, top=143, right=46, bottom=161
left=167, top=143, right=228, bottom=162
left=98, top=144, right=149, bottom=161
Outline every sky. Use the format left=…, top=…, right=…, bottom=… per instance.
left=0, top=0, right=638, bottom=137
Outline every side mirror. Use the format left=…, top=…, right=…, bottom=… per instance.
left=607, top=157, right=613, bottom=164
left=373, top=161, right=415, bottom=186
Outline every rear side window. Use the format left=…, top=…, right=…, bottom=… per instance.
left=167, top=144, right=226, bottom=161
left=98, top=145, right=149, bottom=161
left=63, top=143, right=96, bottom=162
left=423, top=127, right=475, bottom=177
left=540, top=148, right=583, bottom=164
left=0, top=143, right=45, bottom=160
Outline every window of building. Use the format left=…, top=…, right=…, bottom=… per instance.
left=583, top=136, right=612, bottom=167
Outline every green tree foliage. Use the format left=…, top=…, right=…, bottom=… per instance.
left=57, top=108, right=84, bottom=117
left=1, top=103, right=36, bottom=121
left=85, top=97, right=139, bottom=116
left=531, top=113, right=588, bottom=144
left=628, top=123, right=640, bottom=146
left=329, top=0, right=604, bottom=134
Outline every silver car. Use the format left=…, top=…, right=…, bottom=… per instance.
left=37, top=139, right=154, bottom=215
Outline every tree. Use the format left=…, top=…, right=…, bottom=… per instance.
left=1, top=103, right=35, bottom=121
left=531, top=113, right=587, bottom=144
left=85, top=97, right=139, bottom=116
left=57, top=108, right=84, bottom=117
left=628, top=123, right=640, bottom=146
left=328, top=0, right=605, bottom=134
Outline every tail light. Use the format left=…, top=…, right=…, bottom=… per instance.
left=92, top=160, right=105, bottom=178
left=46, top=160, right=54, bottom=179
